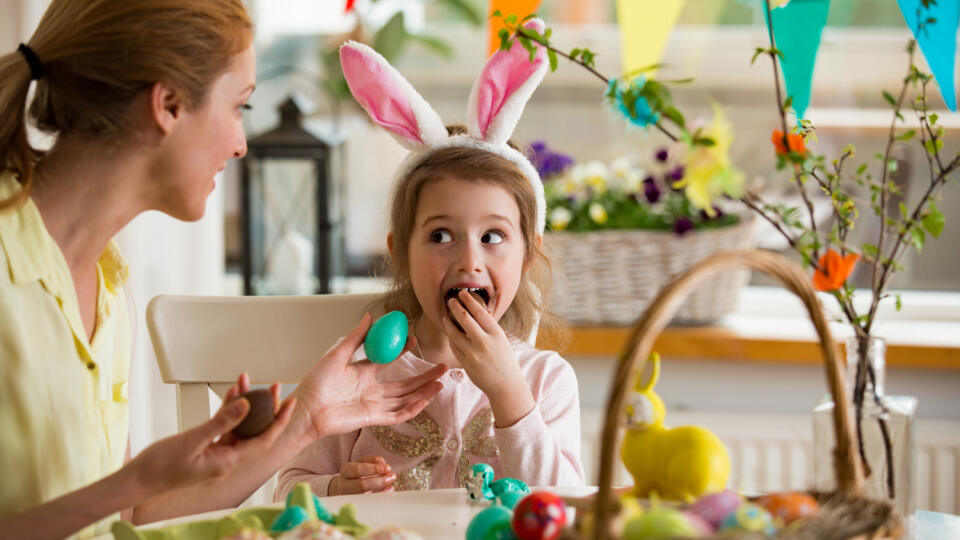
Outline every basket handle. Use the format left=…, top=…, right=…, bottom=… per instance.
left=588, top=249, right=864, bottom=540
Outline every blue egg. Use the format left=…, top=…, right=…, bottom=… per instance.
left=269, top=505, right=310, bottom=533
left=364, top=311, right=408, bottom=364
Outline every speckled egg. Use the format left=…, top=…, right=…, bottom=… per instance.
left=512, top=492, right=567, bottom=540
left=466, top=504, right=515, bottom=540
left=756, top=492, right=820, bottom=525
left=688, top=489, right=742, bottom=528
left=269, top=506, right=311, bottom=534
left=360, top=526, right=425, bottom=540
left=719, top=502, right=777, bottom=535
left=622, top=507, right=698, bottom=540
left=364, top=311, right=408, bottom=364
left=277, top=521, right=353, bottom=540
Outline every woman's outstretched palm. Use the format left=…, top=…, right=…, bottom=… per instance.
left=294, top=313, right=446, bottom=438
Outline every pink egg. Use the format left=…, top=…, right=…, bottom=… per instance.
left=689, top=490, right=742, bottom=528
left=682, top=511, right=715, bottom=536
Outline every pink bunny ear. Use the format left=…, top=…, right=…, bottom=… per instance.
left=467, top=18, right=549, bottom=145
left=340, top=41, right=447, bottom=150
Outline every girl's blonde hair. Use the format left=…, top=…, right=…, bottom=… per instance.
left=381, top=126, right=565, bottom=344
left=0, top=0, right=253, bottom=210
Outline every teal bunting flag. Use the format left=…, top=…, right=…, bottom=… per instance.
left=767, top=0, right=831, bottom=120
left=896, top=0, right=959, bottom=111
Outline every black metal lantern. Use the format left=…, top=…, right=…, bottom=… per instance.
left=240, top=97, right=344, bottom=295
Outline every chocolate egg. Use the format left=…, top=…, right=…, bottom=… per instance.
left=364, top=311, right=408, bottom=364
left=231, top=389, right=276, bottom=439
left=756, top=492, right=819, bottom=525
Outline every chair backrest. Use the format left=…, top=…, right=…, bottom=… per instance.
left=146, top=293, right=382, bottom=431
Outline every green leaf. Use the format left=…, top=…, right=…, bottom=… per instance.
left=895, top=293, right=902, bottom=312
left=437, top=0, right=483, bottom=25
left=883, top=90, right=897, bottom=107
left=406, top=32, right=453, bottom=57
left=896, top=129, right=916, bottom=141
left=663, top=106, right=685, bottom=128
left=570, top=48, right=581, bottom=61
left=547, top=48, right=558, bottom=71
left=751, top=47, right=765, bottom=65
left=930, top=113, right=939, bottom=124
left=861, top=243, right=879, bottom=259
left=899, top=202, right=909, bottom=219
left=783, top=95, right=794, bottom=112
left=373, top=12, right=408, bottom=62
left=505, top=13, right=518, bottom=24
left=922, top=202, right=945, bottom=238
left=910, top=227, right=925, bottom=252
left=581, top=49, right=596, bottom=68
left=491, top=9, right=502, bottom=18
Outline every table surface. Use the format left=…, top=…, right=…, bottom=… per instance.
left=94, top=488, right=960, bottom=540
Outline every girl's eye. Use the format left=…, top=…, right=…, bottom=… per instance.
left=430, top=229, right=453, bottom=243
left=239, top=103, right=253, bottom=112
left=482, top=231, right=504, bottom=244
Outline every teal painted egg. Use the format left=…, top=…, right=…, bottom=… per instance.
left=491, top=477, right=530, bottom=498
left=466, top=505, right=515, bottom=540
left=269, top=505, right=310, bottom=533
left=622, top=507, right=698, bottom=540
left=364, top=311, right=408, bottom=364
left=497, top=490, right=525, bottom=509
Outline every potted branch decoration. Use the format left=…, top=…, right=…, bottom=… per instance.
left=494, top=0, right=958, bottom=536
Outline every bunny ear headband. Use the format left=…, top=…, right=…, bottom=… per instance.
left=339, top=19, right=549, bottom=232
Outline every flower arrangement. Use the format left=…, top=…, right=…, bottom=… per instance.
left=495, top=0, right=959, bottom=507
left=529, top=141, right=740, bottom=236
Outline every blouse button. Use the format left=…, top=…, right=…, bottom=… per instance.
left=447, top=439, right=459, bottom=451
left=451, top=371, right=464, bottom=382
left=86, top=362, right=96, bottom=371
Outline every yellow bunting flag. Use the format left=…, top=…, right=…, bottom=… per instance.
left=487, top=0, right=542, bottom=57
left=615, top=0, right=685, bottom=78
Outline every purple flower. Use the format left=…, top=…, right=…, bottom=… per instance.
left=528, top=140, right=574, bottom=179
left=642, top=177, right=662, bottom=203
left=668, top=165, right=685, bottom=181
left=673, top=217, right=694, bottom=235
left=655, top=148, right=670, bottom=163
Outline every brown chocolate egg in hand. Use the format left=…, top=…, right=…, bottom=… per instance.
left=445, top=287, right=490, bottom=333
left=230, top=388, right=276, bottom=439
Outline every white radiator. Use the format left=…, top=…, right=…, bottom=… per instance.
left=579, top=409, right=960, bottom=514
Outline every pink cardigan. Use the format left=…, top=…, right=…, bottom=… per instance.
left=275, top=338, right=584, bottom=498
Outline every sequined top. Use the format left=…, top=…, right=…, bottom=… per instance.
left=275, top=338, right=584, bottom=497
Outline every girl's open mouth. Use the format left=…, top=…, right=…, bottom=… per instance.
left=444, top=287, right=491, bottom=331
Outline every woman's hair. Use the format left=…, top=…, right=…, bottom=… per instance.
left=0, top=0, right=253, bottom=210
left=381, top=125, right=565, bottom=344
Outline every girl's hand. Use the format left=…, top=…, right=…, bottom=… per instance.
left=329, top=456, right=396, bottom=495
left=127, top=379, right=295, bottom=494
left=442, top=290, right=535, bottom=427
left=293, top=314, right=448, bottom=441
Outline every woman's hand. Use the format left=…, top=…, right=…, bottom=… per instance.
left=329, top=455, right=396, bottom=495
left=293, top=313, right=447, bottom=441
left=442, top=290, right=535, bottom=427
left=127, top=381, right=295, bottom=494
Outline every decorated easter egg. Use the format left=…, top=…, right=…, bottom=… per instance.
left=681, top=511, right=714, bottom=536
left=230, top=389, right=276, bottom=439
left=622, top=507, right=698, bottom=540
left=719, top=502, right=777, bottom=535
left=467, top=504, right=515, bottom=540
left=360, top=526, right=425, bottom=539
left=220, top=529, right=272, bottom=540
left=491, top=478, right=530, bottom=498
left=364, top=311, right=408, bottom=364
left=511, top=492, right=567, bottom=540
left=270, top=505, right=311, bottom=533
left=277, top=520, right=352, bottom=540
left=688, top=489, right=742, bottom=528
left=756, top=492, right=819, bottom=525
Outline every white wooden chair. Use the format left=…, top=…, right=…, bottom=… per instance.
left=146, top=293, right=383, bottom=432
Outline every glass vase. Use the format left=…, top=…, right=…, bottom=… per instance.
left=813, top=336, right=917, bottom=538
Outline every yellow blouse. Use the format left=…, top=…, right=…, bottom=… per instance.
left=0, top=171, right=131, bottom=539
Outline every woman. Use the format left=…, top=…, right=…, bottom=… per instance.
left=0, top=1, right=446, bottom=538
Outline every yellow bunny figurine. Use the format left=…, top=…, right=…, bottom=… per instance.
left=620, top=354, right=731, bottom=501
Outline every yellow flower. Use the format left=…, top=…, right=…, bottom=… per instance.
left=672, top=103, right=745, bottom=216
left=550, top=207, right=573, bottom=230
left=589, top=203, right=608, bottom=224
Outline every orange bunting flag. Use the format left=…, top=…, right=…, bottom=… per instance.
left=487, top=0, right=543, bottom=57
left=813, top=249, right=860, bottom=292
left=771, top=129, right=807, bottom=156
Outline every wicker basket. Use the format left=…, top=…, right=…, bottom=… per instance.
left=547, top=218, right=755, bottom=325
left=565, top=249, right=900, bottom=540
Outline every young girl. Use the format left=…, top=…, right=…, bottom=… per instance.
left=276, top=20, right=584, bottom=498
